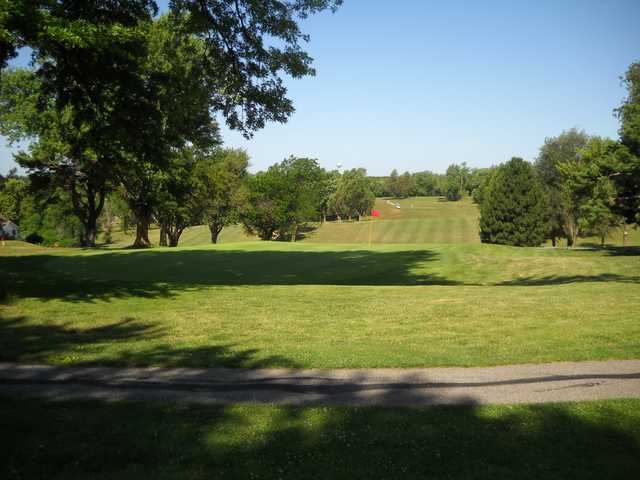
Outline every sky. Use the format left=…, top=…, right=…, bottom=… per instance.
left=1, top=0, right=639, bottom=176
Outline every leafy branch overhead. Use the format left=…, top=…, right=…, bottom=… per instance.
left=1, top=0, right=342, bottom=135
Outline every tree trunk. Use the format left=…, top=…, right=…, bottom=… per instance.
left=81, top=216, right=98, bottom=247
left=132, top=217, right=151, bottom=248
left=601, top=233, right=606, bottom=247
left=159, top=224, right=168, bottom=247
left=209, top=222, right=223, bottom=244
left=551, top=236, right=557, bottom=248
left=623, top=225, right=629, bottom=247
left=168, top=233, right=179, bottom=247
left=291, top=224, right=297, bottom=242
left=72, top=185, right=105, bottom=248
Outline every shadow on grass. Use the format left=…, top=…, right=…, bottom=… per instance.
left=499, top=273, right=640, bottom=286
left=0, top=315, right=299, bottom=368
left=0, top=248, right=460, bottom=303
left=1, top=394, right=638, bottom=479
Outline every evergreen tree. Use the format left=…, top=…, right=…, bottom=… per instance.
left=480, top=158, right=549, bottom=246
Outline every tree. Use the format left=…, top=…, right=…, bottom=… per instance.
left=0, top=176, right=28, bottom=222
left=480, top=157, right=549, bottom=247
left=192, top=148, right=249, bottom=244
left=328, top=168, right=375, bottom=220
left=557, top=137, right=625, bottom=246
left=242, top=157, right=325, bottom=240
left=397, top=171, right=415, bottom=198
left=385, top=169, right=400, bottom=197
left=611, top=61, right=640, bottom=226
left=119, top=14, right=221, bottom=247
left=535, top=129, right=591, bottom=246
left=470, top=167, right=496, bottom=206
left=445, top=163, right=469, bottom=201
left=0, top=69, right=117, bottom=246
left=413, top=171, right=444, bottom=196
left=154, top=149, right=203, bottom=248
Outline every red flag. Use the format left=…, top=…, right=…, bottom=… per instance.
left=371, top=209, right=380, bottom=217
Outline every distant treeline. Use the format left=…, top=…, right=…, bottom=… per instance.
left=369, top=164, right=489, bottom=202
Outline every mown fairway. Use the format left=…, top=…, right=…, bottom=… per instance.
left=2, top=239, right=639, bottom=368
left=109, top=196, right=639, bottom=247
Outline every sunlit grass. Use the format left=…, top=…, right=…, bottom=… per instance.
left=1, top=240, right=638, bottom=368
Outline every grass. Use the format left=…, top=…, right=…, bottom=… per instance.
left=1, top=395, right=639, bottom=479
left=107, top=196, right=639, bottom=247
left=1, top=239, right=639, bottom=368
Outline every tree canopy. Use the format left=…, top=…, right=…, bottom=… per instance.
left=479, top=157, right=549, bottom=247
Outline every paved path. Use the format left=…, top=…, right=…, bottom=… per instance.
left=1, top=361, right=639, bottom=406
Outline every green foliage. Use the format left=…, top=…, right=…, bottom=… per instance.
left=18, top=189, right=84, bottom=246
left=612, top=62, right=640, bottom=225
left=192, top=148, right=249, bottom=243
left=242, top=157, right=325, bottom=240
left=480, top=158, right=549, bottom=246
left=328, top=168, right=375, bottom=220
left=470, top=167, right=496, bottom=205
left=535, top=129, right=591, bottom=245
left=445, top=163, right=470, bottom=201
left=154, top=149, right=203, bottom=247
left=384, top=169, right=414, bottom=198
left=413, top=171, right=446, bottom=197
left=0, top=176, right=28, bottom=222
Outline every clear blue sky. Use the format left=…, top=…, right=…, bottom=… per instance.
left=2, top=0, right=639, bottom=175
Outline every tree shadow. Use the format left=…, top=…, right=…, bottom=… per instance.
left=1, top=248, right=460, bottom=303
left=499, top=273, right=640, bottom=286
left=0, top=315, right=299, bottom=369
left=604, top=246, right=640, bottom=256
left=1, top=394, right=638, bottom=479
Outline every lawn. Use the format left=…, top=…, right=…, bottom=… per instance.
left=1, top=240, right=639, bottom=368
left=1, top=395, right=639, bottom=479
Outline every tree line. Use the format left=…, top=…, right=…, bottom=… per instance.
left=478, top=62, right=640, bottom=247
left=370, top=164, right=491, bottom=202
left=0, top=153, right=376, bottom=246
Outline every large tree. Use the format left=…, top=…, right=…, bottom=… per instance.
left=611, top=61, right=640, bottom=226
left=242, top=157, right=325, bottom=240
left=192, top=148, right=249, bottom=244
left=480, top=157, right=549, bottom=247
left=119, top=14, right=221, bottom=247
left=0, top=69, right=119, bottom=246
left=535, top=128, right=591, bottom=246
left=328, top=168, right=375, bottom=221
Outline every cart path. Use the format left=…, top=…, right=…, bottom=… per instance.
left=1, top=360, right=639, bottom=406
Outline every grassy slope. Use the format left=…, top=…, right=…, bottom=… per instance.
left=108, top=196, right=639, bottom=247
left=1, top=240, right=639, bottom=368
left=2, top=396, right=639, bottom=479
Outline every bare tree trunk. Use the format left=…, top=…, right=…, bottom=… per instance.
left=551, top=236, right=557, bottom=248
left=291, top=224, right=297, bottom=242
